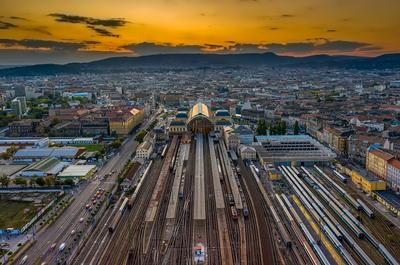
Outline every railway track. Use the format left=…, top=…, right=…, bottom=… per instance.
left=215, top=141, right=241, bottom=264
left=238, top=159, right=277, bottom=265
left=203, top=136, right=222, bottom=265
left=97, top=157, right=164, bottom=265
left=237, top=167, right=263, bottom=265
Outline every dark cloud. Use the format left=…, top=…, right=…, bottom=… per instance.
left=281, top=14, right=294, bottom=18
left=317, top=40, right=370, bottom=52
left=87, top=26, right=119, bottom=38
left=265, top=42, right=315, bottom=53
left=327, top=29, right=337, bottom=32
left=48, top=13, right=127, bottom=37
left=122, top=42, right=204, bottom=55
left=0, top=39, right=86, bottom=51
left=269, top=27, right=280, bottom=30
left=48, top=13, right=126, bottom=27
left=122, top=39, right=379, bottom=56
left=9, top=16, right=29, bottom=21
left=0, top=20, right=17, bottom=29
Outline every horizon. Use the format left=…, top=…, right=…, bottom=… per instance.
left=1, top=0, right=399, bottom=64
left=0, top=51, right=395, bottom=67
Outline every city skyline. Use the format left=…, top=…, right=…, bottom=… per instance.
left=1, top=0, right=400, bottom=64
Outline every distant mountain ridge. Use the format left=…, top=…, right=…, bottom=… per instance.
left=1, top=52, right=399, bottom=76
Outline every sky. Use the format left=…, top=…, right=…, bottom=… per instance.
left=0, top=0, right=399, bottom=65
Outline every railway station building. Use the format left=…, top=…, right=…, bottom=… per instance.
left=169, top=102, right=231, bottom=134
left=254, top=135, right=336, bottom=167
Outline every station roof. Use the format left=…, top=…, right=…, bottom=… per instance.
left=255, top=135, right=336, bottom=162
left=215, top=109, right=230, bottom=117
left=23, top=157, right=58, bottom=171
left=58, top=165, right=96, bottom=178
left=188, top=102, right=211, bottom=121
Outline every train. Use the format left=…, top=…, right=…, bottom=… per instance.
left=108, top=197, right=129, bottom=233
left=333, top=170, right=348, bottom=183
left=357, top=198, right=375, bottom=218
left=269, top=203, right=291, bottom=248
left=231, top=206, right=238, bottom=220
left=179, top=174, right=185, bottom=199
left=280, top=194, right=330, bottom=265
left=314, top=166, right=361, bottom=210
left=161, top=145, right=168, bottom=158
left=242, top=200, right=249, bottom=217
left=301, top=167, right=396, bottom=265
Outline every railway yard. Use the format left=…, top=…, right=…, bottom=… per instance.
left=14, top=132, right=400, bottom=265
left=72, top=133, right=400, bottom=265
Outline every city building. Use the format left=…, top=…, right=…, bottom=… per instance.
left=387, top=159, right=400, bottom=192
left=11, top=97, right=27, bottom=117
left=366, top=148, right=394, bottom=180
left=169, top=102, right=231, bottom=135
left=108, top=107, right=144, bottom=135
left=238, top=145, right=257, bottom=160
left=19, top=157, right=65, bottom=177
left=223, top=127, right=240, bottom=151
left=13, top=147, right=84, bottom=162
left=58, top=164, right=96, bottom=181
left=254, top=135, right=336, bottom=166
left=136, top=140, right=154, bottom=159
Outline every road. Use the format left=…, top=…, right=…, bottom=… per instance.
left=14, top=136, right=138, bottom=265
left=13, top=110, right=163, bottom=265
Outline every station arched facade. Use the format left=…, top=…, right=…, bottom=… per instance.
left=187, top=102, right=214, bottom=134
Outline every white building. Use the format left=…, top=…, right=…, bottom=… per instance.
left=136, top=140, right=153, bottom=159
left=239, top=145, right=257, bottom=160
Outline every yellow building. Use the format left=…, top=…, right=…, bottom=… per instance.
left=366, top=149, right=394, bottom=180
left=350, top=170, right=386, bottom=193
left=109, top=107, right=144, bottom=135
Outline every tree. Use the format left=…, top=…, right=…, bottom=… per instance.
left=293, top=121, right=300, bottom=135
left=63, top=179, right=74, bottom=186
left=36, top=177, right=45, bottom=186
left=0, top=175, right=10, bottom=187
left=44, top=176, right=56, bottom=186
left=135, top=130, right=147, bottom=143
left=256, top=120, right=267, bottom=135
left=110, top=139, right=122, bottom=149
left=14, top=177, right=28, bottom=187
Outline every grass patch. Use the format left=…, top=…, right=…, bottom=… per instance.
left=73, top=144, right=103, bottom=152
left=0, top=200, right=38, bottom=229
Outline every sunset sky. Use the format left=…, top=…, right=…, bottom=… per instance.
left=0, top=0, right=399, bottom=64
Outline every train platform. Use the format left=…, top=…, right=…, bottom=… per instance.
left=208, top=136, right=225, bottom=209
left=194, top=134, right=206, bottom=220
left=166, top=145, right=185, bottom=219
left=145, top=136, right=178, bottom=222
left=219, top=140, right=242, bottom=209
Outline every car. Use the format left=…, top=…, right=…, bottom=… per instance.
left=20, top=255, right=28, bottom=264
left=79, top=218, right=84, bottom=223
left=71, top=230, right=76, bottom=235
left=93, top=200, right=97, bottom=204
left=50, top=243, right=57, bottom=250
left=88, top=206, right=93, bottom=211
left=59, top=243, right=66, bottom=252
left=85, top=204, right=91, bottom=209
left=0, top=242, right=9, bottom=247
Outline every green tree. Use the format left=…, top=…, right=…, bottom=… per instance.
left=35, top=177, right=45, bottom=186
left=0, top=175, right=10, bottom=187
left=63, top=179, right=74, bottom=186
left=256, top=120, right=267, bottom=135
left=293, top=121, right=300, bottom=135
left=14, top=177, right=28, bottom=187
left=110, top=139, right=122, bottom=149
left=135, top=130, right=147, bottom=143
left=44, top=176, right=56, bottom=186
